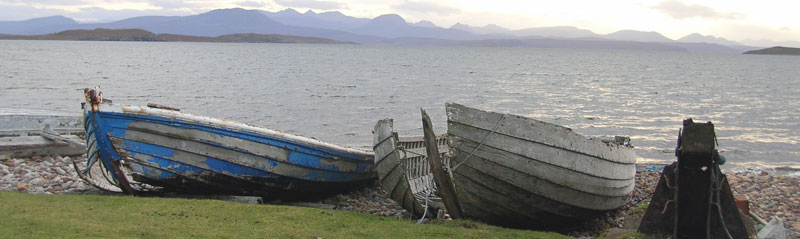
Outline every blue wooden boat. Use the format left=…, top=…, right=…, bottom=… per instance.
left=79, top=88, right=375, bottom=196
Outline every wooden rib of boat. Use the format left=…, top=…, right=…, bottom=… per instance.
left=423, top=103, right=636, bottom=228
left=372, top=119, right=447, bottom=218
left=79, top=88, right=375, bottom=196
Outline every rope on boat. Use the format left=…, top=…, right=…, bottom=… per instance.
left=399, top=145, right=441, bottom=221
left=711, top=153, right=734, bottom=239
left=416, top=189, right=432, bottom=223
left=452, top=114, right=506, bottom=171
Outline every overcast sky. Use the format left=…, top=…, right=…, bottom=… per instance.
left=0, top=0, right=797, bottom=43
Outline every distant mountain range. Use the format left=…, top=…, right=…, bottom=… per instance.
left=743, top=46, right=800, bottom=56
left=0, top=28, right=353, bottom=44
left=2, top=8, right=793, bottom=53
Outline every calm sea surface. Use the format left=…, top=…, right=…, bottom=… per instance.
left=1, top=40, right=798, bottom=169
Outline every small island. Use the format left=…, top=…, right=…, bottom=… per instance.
left=743, top=46, right=800, bottom=56
left=0, top=28, right=355, bottom=44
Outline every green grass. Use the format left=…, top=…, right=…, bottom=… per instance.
left=0, top=191, right=568, bottom=239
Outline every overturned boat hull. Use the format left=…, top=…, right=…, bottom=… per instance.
left=81, top=89, right=375, bottom=196
left=429, top=103, right=636, bottom=228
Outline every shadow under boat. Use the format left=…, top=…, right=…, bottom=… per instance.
left=78, top=88, right=376, bottom=198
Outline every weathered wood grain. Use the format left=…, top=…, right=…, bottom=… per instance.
left=443, top=103, right=636, bottom=225
left=447, top=103, right=635, bottom=164
left=422, top=109, right=463, bottom=219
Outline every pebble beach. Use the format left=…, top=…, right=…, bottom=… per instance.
left=1, top=154, right=797, bottom=238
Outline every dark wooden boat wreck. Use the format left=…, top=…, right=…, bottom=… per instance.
left=372, top=119, right=448, bottom=218
left=78, top=88, right=375, bottom=196
left=421, top=103, right=637, bottom=228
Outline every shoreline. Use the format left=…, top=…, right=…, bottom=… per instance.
left=1, top=154, right=797, bottom=238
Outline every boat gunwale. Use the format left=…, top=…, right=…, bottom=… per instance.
left=446, top=102, right=637, bottom=165
left=449, top=144, right=634, bottom=204
left=97, top=103, right=373, bottom=157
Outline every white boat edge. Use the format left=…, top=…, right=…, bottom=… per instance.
left=96, top=103, right=374, bottom=157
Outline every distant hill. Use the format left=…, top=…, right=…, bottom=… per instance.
left=0, top=7, right=767, bottom=52
left=0, top=15, right=78, bottom=35
left=448, top=23, right=595, bottom=38
left=0, top=28, right=354, bottom=44
left=261, top=9, right=370, bottom=32
left=743, top=46, right=800, bottom=56
left=678, top=33, right=740, bottom=46
left=603, top=30, right=674, bottom=42
left=1, top=28, right=160, bottom=41
left=352, top=14, right=475, bottom=40
left=741, top=39, right=800, bottom=49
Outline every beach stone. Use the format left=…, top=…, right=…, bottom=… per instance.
left=16, top=182, right=28, bottom=191
left=30, top=178, right=45, bottom=186
left=758, top=217, right=787, bottom=239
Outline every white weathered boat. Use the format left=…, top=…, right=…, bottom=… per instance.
left=372, top=119, right=447, bottom=218
left=423, top=103, right=636, bottom=228
left=0, top=108, right=84, bottom=158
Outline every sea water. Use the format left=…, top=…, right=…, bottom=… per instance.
left=1, top=40, right=798, bottom=169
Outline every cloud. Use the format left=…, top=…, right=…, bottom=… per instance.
left=652, top=1, right=745, bottom=20
left=0, top=4, right=67, bottom=20
left=86, top=6, right=193, bottom=20
left=148, top=0, right=195, bottom=9
left=3, top=0, right=91, bottom=6
left=273, top=0, right=344, bottom=10
left=391, top=1, right=459, bottom=15
left=236, top=1, right=266, bottom=8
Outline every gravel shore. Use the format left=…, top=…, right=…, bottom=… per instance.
left=1, top=155, right=797, bottom=238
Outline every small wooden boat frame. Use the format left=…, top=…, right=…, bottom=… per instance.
left=373, top=119, right=448, bottom=218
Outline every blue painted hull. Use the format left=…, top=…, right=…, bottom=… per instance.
left=83, top=103, right=375, bottom=195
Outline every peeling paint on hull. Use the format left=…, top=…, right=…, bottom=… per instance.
left=82, top=99, right=375, bottom=196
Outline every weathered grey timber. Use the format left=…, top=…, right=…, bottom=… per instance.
left=0, top=135, right=85, bottom=158
left=0, top=108, right=82, bottom=137
left=429, top=103, right=637, bottom=228
left=372, top=119, right=447, bottom=218
left=0, top=108, right=84, bottom=157
left=421, top=109, right=463, bottom=219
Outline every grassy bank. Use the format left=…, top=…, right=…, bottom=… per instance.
left=0, top=191, right=568, bottom=239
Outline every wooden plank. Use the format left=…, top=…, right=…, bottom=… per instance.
left=110, top=136, right=370, bottom=182
left=380, top=163, right=405, bottom=198
left=448, top=123, right=635, bottom=180
left=0, top=135, right=85, bottom=157
left=373, top=119, right=399, bottom=166
left=421, top=109, right=462, bottom=219
left=123, top=125, right=364, bottom=174
left=374, top=118, right=442, bottom=218
left=446, top=103, right=636, bottom=164
left=452, top=145, right=631, bottom=210
left=454, top=163, right=600, bottom=219
left=0, top=110, right=82, bottom=137
left=450, top=139, right=634, bottom=197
